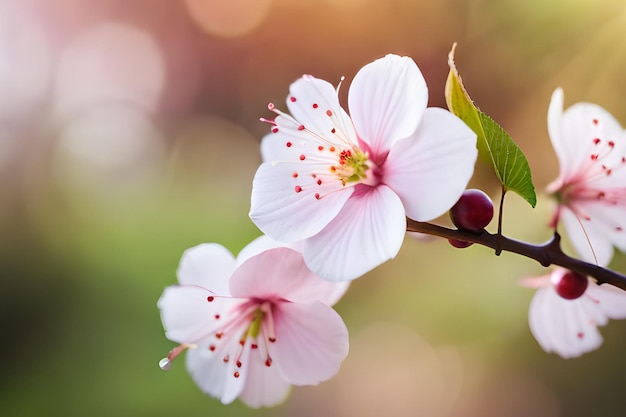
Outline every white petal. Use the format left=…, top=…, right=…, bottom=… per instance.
left=285, top=75, right=358, bottom=147
left=547, top=88, right=566, bottom=171
left=230, top=247, right=349, bottom=306
left=250, top=161, right=353, bottom=242
left=238, top=351, right=292, bottom=408
left=560, top=207, right=614, bottom=266
left=348, top=55, right=427, bottom=155
left=528, top=286, right=603, bottom=358
left=586, top=282, right=626, bottom=319
left=260, top=131, right=291, bottom=163
left=186, top=334, right=249, bottom=405
left=548, top=88, right=624, bottom=182
left=303, top=185, right=406, bottom=281
left=583, top=202, right=626, bottom=254
left=384, top=107, right=477, bottom=221
left=270, top=301, right=349, bottom=385
left=177, top=243, right=235, bottom=295
left=235, top=234, right=303, bottom=268
left=157, top=286, right=243, bottom=344
left=220, top=339, right=254, bottom=405
left=260, top=112, right=347, bottom=163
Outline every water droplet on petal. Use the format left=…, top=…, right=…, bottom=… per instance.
left=159, top=357, right=172, bottom=371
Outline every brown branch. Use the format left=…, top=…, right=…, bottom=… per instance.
left=406, top=218, right=626, bottom=291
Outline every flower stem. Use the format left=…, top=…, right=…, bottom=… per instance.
left=406, top=219, right=626, bottom=291
left=495, top=186, right=506, bottom=256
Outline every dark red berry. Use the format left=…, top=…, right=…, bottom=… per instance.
left=553, top=270, right=588, bottom=300
left=448, top=238, right=473, bottom=248
left=450, top=189, right=494, bottom=232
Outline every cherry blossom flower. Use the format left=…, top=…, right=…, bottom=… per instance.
left=547, top=88, right=626, bottom=266
left=521, top=268, right=626, bottom=359
left=157, top=238, right=350, bottom=408
left=250, top=54, right=477, bottom=281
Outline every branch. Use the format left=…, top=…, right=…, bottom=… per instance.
left=406, top=219, right=626, bottom=291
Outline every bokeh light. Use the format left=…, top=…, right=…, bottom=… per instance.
left=184, top=0, right=273, bottom=38
left=2, top=1, right=626, bottom=416
left=54, top=22, right=165, bottom=119
left=0, top=3, right=52, bottom=122
left=52, top=104, right=166, bottom=188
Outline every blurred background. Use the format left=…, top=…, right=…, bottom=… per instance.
left=1, top=0, right=626, bottom=416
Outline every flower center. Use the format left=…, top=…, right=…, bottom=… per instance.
left=331, top=147, right=373, bottom=186
left=159, top=298, right=277, bottom=377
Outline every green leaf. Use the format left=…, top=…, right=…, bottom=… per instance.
left=445, top=43, right=537, bottom=208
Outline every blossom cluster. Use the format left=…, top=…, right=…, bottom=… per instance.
left=157, top=54, right=626, bottom=408
left=521, top=88, right=626, bottom=358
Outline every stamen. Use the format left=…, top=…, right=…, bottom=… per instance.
left=261, top=303, right=277, bottom=343
left=159, top=343, right=197, bottom=371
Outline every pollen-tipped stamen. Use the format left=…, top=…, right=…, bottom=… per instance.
left=159, top=343, right=198, bottom=371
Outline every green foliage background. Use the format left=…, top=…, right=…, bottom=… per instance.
left=2, top=1, right=626, bottom=416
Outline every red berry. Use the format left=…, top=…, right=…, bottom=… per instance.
left=553, top=270, right=588, bottom=300
left=450, top=189, right=494, bottom=232
left=448, top=238, right=473, bottom=248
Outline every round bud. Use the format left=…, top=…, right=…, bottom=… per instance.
left=553, top=270, right=588, bottom=300
left=450, top=189, right=494, bottom=232
left=448, top=238, right=473, bottom=248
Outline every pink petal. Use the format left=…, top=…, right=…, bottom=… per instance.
left=230, top=247, right=349, bottom=305
left=238, top=350, right=292, bottom=408
left=177, top=243, right=235, bottom=295
left=285, top=75, right=358, bottom=147
left=519, top=273, right=551, bottom=289
left=270, top=300, right=349, bottom=385
left=157, top=285, right=243, bottom=344
left=384, top=107, right=477, bottom=221
left=528, top=286, right=603, bottom=358
left=303, top=185, right=406, bottom=281
left=250, top=161, right=354, bottom=242
left=348, top=55, right=427, bottom=155
left=560, top=207, right=614, bottom=266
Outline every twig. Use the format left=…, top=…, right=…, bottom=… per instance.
left=406, top=219, right=626, bottom=291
